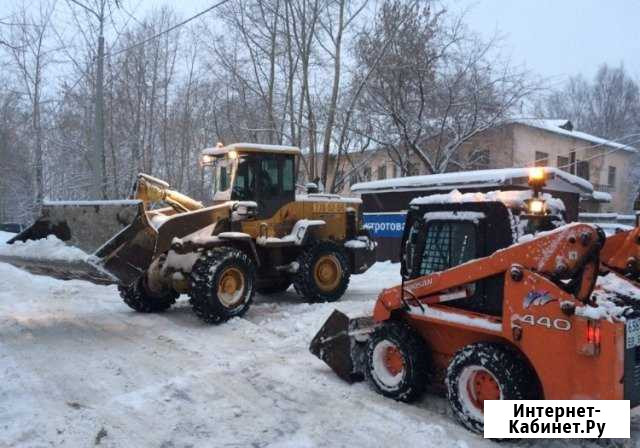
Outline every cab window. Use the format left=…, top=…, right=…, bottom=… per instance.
left=419, top=221, right=476, bottom=275
left=282, top=156, right=294, bottom=193
left=259, top=157, right=279, bottom=196
left=233, top=156, right=256, bottom=201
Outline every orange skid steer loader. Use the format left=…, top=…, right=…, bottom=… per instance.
left=310, top=171, right=640, bottom=434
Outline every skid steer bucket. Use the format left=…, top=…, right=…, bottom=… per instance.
left=309, top=309, right=377, bottom=383
left=0, top=200, right=157, bottom=286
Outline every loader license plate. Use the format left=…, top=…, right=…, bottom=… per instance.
left=627, top=319, right=640, bottom=349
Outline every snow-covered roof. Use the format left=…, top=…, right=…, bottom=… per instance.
left=590, top=191, right=613, bottom=203
left=410, top=189, right=566, bottom=213
left=202, top=142, right=300, bottom=156
left=512, top=119, right=636, bottom=153
left=351, top=167, right=593, bottom=195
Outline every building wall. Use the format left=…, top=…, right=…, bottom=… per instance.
left=325, top=150, right=422, bottom=196
left=458, top=123, right=636, bottom=213
left=323, top=123, right=636, bottom=212
left=509, top=124, right=634, bottom=212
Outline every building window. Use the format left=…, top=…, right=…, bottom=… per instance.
left=377, top=165, right=387, bottom=180
left=569, top=151, right=576, bottom=175
left=608, top=166, right=617, bottom=187
left=362, top=166, right=372, bottom=182
left=534, top=151, right=549, bottom=167
left=576, top=160, right=589, bottom=180
left=557, top=156, right=569, bottom=171
left=407, top=162, right=417, bottom=176
left=392, top=164, right=399, bottom=178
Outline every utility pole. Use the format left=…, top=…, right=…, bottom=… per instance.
left=68, top=0, right=109, bottom=199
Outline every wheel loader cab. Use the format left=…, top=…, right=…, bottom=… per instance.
left=203, top=143, right=298, bottom=219
left=400, top=201, right=514, bottom=316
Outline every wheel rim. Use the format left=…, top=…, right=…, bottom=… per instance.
left=313, top=254, right=342, bottom=292
left=458, top=366, right=501, bottom=420
left=371, top=340, right=405, bottom=390
left=217, top=267, right=246, bottom=308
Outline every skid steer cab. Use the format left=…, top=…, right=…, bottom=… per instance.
left=311, top=183, right=640, bottom=434
left=1, top=142, right=375, bottom=324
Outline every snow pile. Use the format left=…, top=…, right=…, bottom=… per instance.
left=344, top=235, right=377, bottom=250
left=202, top=142, right=300, bottom=156
left=296, top=193, right=362, bottom=204
left=0, top=235, right=89, bottom=261
left=43, top=199, right=141, bottom=206
left=408, top=304, right=502, bottom=332
left=575, top=295, right=629, bottom=321
left=513, top=118, right=636, bottom=153
left=596, top=273, right=640, bottom=301
left=351, top=166, right=593, bottom=193
left=0, top=231, right=15, bottom=244
left=257, top=220, right=325, bottom=246
left=423, top=211, right=485, bottom=223
left=0, top=256, right=637, bottom=446
left=591, top=191, right=612, bottom=202
left=411, top=189, right=565, bottom=213
left=575, top=274, right=640, bottom=322
left=348, top=260, right=401, bottom=291
left=595, top=223, right=633, bottom=236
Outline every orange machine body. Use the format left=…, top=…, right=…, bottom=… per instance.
left=371, top=222, right=628, bottom=401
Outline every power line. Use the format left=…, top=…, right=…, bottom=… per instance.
left=57, top=0, right=231, bottom=106
left=110, top=0, right=231, bottom=57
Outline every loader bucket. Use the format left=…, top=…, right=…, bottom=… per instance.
left=0, top=200, right=156, bottom=285
left=309, top=309, right=376, bottom=383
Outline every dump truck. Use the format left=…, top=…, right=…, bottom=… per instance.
left=0, top=143, right=376, bottom=324
left=310, top=168, right=640, bottom=434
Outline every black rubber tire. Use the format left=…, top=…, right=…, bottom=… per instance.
left=256, top=278, right=292, bottom=295
left=445, top=342, right=539, bottom=434
left=118, top=276, right=177, bottom=313
left=365, top=320, right=429, bottom=402
left=293, top=241, right=350, bottom=302
left=188, top=246, right=256, bottom=324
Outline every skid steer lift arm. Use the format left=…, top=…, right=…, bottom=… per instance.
left=600, top=226, right=640, bottom=281
left=373, top=222, right=603, bottom=322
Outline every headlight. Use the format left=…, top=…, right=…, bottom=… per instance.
left=528, top=167, right=545, bottom=181
left=201, top=154, right=214, bottom=165
left=528, top=198, right=545, bottom=214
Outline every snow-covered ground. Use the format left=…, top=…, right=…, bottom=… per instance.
left=0, top=230, right=637, bottom=447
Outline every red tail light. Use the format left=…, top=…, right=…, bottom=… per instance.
left=587, top=321, right=601, bottom=345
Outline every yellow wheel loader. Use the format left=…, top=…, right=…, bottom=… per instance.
left=0, top=143, right=376, bottom=323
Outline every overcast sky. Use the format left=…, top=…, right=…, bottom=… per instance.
left=133, top=0, right=639, bottom=83
left=3, top=0, right=638, bottom=82
left=453, top=0, right=640, bottom=81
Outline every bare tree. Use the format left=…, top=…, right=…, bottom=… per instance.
left=317, top=0, right=367, bottom=188
left=356, top=0, right=536, bottom=174
left=3, top=2, right=57, bottom=208
left=537, top=63, right=640, bottom=140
